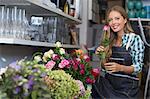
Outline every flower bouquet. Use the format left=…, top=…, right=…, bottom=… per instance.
left=68, top=49, right=100, bottom=88
left=0, top=41, right=100, bottom=99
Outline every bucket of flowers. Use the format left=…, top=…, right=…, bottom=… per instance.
left=0, top=41, right=100, bottom=99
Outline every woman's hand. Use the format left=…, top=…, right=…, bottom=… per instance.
left=95, top=46, right=109, bottom=55
left=95, top=46, right=105, bottom=54
left=104, top=62, right=123, bottom=73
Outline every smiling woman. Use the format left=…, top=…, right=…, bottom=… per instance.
left=108, top=11, right=127, bottom=34
left=92, top=5, right=145, bottom=99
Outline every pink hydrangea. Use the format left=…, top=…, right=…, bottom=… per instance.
left=75, top=80, right=85, bottom=95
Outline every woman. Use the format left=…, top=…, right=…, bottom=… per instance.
left=91, top=6, right=145, bottom=99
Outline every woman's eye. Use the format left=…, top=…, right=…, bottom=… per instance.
left=115, top=17, right=120, bottom=20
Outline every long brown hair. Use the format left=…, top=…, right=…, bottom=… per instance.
left=105, top=5, right=134, bottom=60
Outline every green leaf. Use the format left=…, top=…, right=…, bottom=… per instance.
left=31, top=91, right=37, bottom=99
left=101, top=38, right=110, bottom=47
left=98, top=51, right=106, bottom=60
left=32, top=52, right=43, bottom=59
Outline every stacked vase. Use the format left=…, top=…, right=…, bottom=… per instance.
left=143, top=5, right=150, bottom=18
left=127, top=0, right=147, bottom=18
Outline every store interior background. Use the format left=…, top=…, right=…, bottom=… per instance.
left=0, top=0, right=150, bottom=98
left=86, top=0, right=150, bottom=98
left=87, top=0, right=150, bottom=98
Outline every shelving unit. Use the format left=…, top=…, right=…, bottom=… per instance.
left=0, top=38, right=80, bottom=48
left=0, top=0, right=81, bottom=24
left=0, top=0, right=82, bottom=47
left=0, top=0, right=82, bottom=67
left=28, top=0, right=81, bottom=24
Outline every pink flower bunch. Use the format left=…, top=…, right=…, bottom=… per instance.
left=58, top=59, right=70, bottom=68
left=41, top=42, right=71, bottom=70
left=35, top=42, right=100, bottom=89
left=45, top=60, right=56, bottom=69
left=67, top=49, right=100, bottom=88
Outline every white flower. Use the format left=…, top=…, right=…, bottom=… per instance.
left=18, top=58, right=26, bottom=65
left=59, top=48, right=65, bottom=55
left=0, top=67, right=8, bottom=75
left=44, top=49, right=54, bottom=58
left=42, top=56, right=47, bottom=62
left=60, top=56, right=64, bottom=60
left=44, top=52, right=50, bottom=58
left=87, top=84, right=92, bottom=91
left=76, top=58, right=81, bottom=62
left=55, top=41, right=62, bottom=48
left=34, top=56, right=42, bottom=62
left=48, top=49, right=54, bottom=55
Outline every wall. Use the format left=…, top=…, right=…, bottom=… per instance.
left=78, top=0, right=88, bottom=45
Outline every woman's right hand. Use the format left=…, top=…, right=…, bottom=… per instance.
left=95, top=46, right=105, bottom=55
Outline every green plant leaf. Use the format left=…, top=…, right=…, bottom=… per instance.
left=31, top=91, right=37, bottom=99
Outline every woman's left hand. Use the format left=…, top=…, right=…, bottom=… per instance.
left=104, top=62, right=123, bottom=73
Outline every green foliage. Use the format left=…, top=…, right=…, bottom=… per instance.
left=0, top=90, right=8, bottom=99
left=98, top=51, right=106, bottom=60
left=79, top=90, right=91, bottom=99
left=46, top=70, right=80, bottom=99
left=101, top=38, right=110, bottom=47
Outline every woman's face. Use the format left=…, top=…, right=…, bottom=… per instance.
left=108, top=11, right=127, bottom=34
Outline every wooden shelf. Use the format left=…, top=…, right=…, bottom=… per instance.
left=0, top=38, right=80, bottom=48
